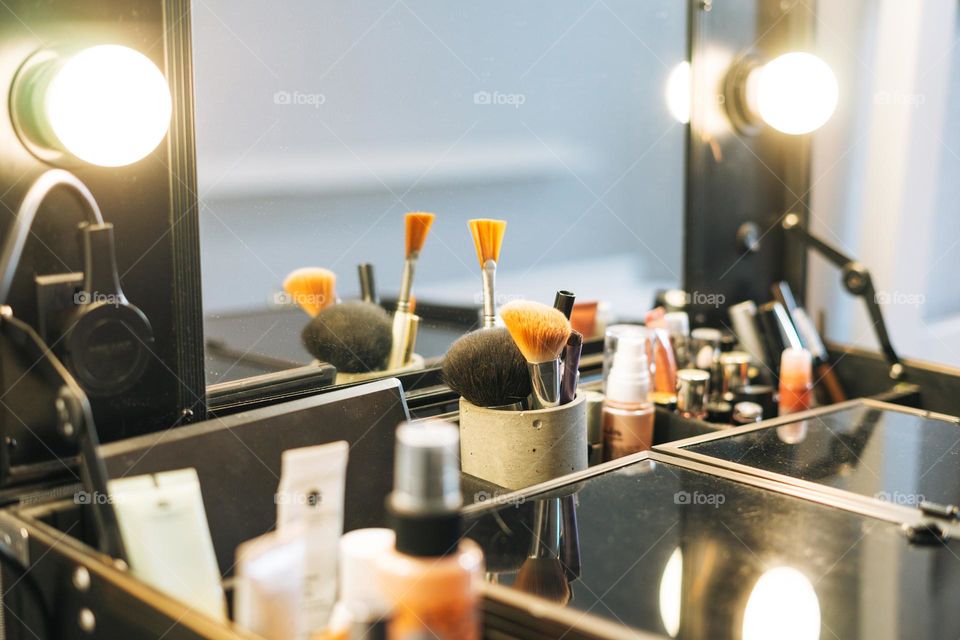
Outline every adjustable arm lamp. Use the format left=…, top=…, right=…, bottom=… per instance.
left=782, top=213, right=904, bottom=380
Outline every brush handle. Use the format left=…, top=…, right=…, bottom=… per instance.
left=559, top=495, right=581, bottom=581
left=358, top=263, right=377, bottom=304
left=530, top=498, right=562, bottom=558
left=481, top=259, right=497, bottom=329
left=528, top=360, right=561, bottom=409
left=560, top=341, right=582, bottom=405
left=402, top=314, right=421, bottom=366
left=397, top=256, right=417, bottom=312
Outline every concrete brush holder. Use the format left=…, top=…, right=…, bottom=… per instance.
left=459, top=394, right=587, bottom=490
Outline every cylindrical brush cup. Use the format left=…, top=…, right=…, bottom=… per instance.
left=459, top=394, right=587, bottom=492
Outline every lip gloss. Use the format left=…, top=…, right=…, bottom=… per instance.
left=778, top=347, right=814, bottom=415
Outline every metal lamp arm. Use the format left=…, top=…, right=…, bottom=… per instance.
left=782, top=214, right=903, bottom=379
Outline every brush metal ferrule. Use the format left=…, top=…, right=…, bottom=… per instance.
left=481, top=258, right=497, bottom=329
left=528, top=359, right=562, bottom=409
left=396, top=256, right=417, bottom=312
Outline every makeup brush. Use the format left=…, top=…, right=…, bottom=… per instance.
left=500, top=300, right=572, bottom=409
left=301, top=301, right=392, bottom=373
left=442, top=327, right=532, bottom=408
left=388, top=212, right=435, bottom=369
left=357, top=263, right=377, bottom=304
left=468, top=219, right=507, bottom=329
left=282, top=267, right=336, bottom=317
left=514, top=499, right=571, bottom=605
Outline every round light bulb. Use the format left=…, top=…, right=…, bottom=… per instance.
left=44, top=45, right=172, bottom=166
left=752, top=52, right=838, bottom=135
left=665, top=61, right=691, bottom=124
left=742, top=566, right=821, bottom=640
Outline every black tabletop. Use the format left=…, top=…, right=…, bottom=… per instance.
left=465, top=455, right=960, bottom=639
left=683, top=403, right=960, bottom=511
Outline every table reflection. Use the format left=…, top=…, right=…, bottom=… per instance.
left=465, top=455, right=960, bottom=639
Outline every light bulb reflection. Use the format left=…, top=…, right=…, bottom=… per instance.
left=666, top=61, right=691, bottom=124
left=44, top=45, right=172, bottom=166
left=742, top=566, right=821, bottom=640
left=658, top=547, right=682, bottom=637
left=750, top=52, right=838, bottom=135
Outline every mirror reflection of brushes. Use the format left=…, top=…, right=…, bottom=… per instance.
left=468, top=218, right=507, bottom=329
left=284, top=268, right=392, bottom=373
left=514, top=498, right=571, bottom=605
left=388, top=212, right=435, bottom=369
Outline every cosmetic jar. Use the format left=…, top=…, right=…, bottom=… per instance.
left=690, top=327, right=722, bottom=370
left=676, top=369, right=709, bottom=419
left=719, top=351, right=752, bottom=399
left=732, top=401, right=764, bottom=424
left=459, top=394, right=587, bottom=491
left=735, top=384, right=777, bottom=420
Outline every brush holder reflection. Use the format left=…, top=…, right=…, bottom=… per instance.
left=333, top=353, right=425, bottom=385
left=459, top=394, right=587, bottom=491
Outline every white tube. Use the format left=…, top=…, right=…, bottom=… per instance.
left=276, top=440, right=349, bottom=634
left=107, top=469, right=226, bottom=621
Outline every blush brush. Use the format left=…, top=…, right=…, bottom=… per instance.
left=500, top=300, right=572, bottom=409
left=388, top=211, right=435, bottom=368
left=468, top=218, right=507, bottom=329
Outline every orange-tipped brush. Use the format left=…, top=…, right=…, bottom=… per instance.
left=500, top=299, right=571, bottom=408
left=389, top=212, right=435, bottom=368
left=468, top=219, right=507, bottom=328
left=282, top=267, right=336, bottom=317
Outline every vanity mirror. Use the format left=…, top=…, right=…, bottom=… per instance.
left=192, top=1, right=689, bottom=385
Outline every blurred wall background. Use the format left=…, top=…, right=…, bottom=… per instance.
left=191, top=0, right=687, bottom=318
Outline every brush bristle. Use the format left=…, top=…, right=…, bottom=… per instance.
left=301, top=301, right=392, bottom=373
left=405, top=212, right=435, bottom=257
left=468, top=218, right=507, bottom=265
left=283, top=267, right=336, bottom=316
left=514, top=558, right=571, bottom=605
left=442, top=327, right=532, bottom=407
left=500, top=300, right=572, bottom=364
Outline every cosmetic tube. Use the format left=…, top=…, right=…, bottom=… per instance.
left=602, top=334, right=654, bottom=460
left=108, top=469, right=226, bottom=622
left=378, top=422, right=483, bottom=640
left=234, top=526, right=307, bottom=640
left=779, top=348, right=814, bottom=416
left=276, top=441, right=349, bottom=634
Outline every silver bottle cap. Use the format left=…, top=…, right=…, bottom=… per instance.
left=676, top=369, right=710, bottom=415
left=391, top=421, right=462, bottom=514
left=733, top=401, right=764, bottom=424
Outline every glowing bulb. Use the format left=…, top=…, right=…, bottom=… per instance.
left=742, top=567, right=821, bottom=640
left=44, top=45, right=172, bottom=166
left=665, top=61, right=691, bottom=124
left=658, top=547, right=682, bottom=637
left=751, top=52, right=837, bottom=135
